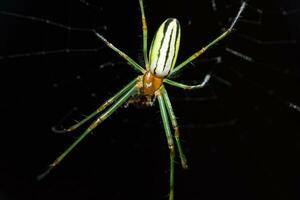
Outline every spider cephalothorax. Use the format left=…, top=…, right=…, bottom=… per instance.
left=129, top=72, right=163, bottom=107
left=141, top=71, right=163, bottom=96
left=126, top=72, right=162, bottom=107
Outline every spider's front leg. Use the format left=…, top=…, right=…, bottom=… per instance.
left=138, top=0, right=149, bottom=69
left=171, top=2, right=246, bottom=76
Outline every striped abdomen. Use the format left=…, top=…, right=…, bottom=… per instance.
left=149, top=18, right=181, bottom=78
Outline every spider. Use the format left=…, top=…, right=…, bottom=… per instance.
left=33, top=0, right=246, bottom=199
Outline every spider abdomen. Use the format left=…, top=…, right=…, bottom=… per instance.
left=149, top=18, right=181, bottom=78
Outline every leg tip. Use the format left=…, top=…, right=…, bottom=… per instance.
left=182, top=162, right=188, bottom=169
left=51, top=126, right=68, bottom=133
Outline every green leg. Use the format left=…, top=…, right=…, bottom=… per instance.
left=161, top=87, right=188, bottom=169
left=53, top=78, right=138, bottom=133
left=0, top=11, right=145, bottom=74
left=37, top=84, right=137, bottom=180
left=93, top=31, right=145, bottom=73
left=164, top=74, right=210, bottom=90
left=171, top=2, right=246, bottom=75
left=158, top=94, right=175, bottom=200
left=138, top=0, right=149, bottom=69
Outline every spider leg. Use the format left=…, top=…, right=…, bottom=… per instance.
left=138, top=0, right=149, bottom=69
left=37, top=84, right=137, bottom=180
left=161, top=86, right=188, bottom=169
left=164, top=74, right=210, bottom=90
left=93, top=31, right=145, bottom=73
left=52, top=78, right=138, bottom=133
left=171, top=2, right=246, bottom=76
left=157, top=93, right=175, bottom=200
left=0, top=11, right=145, bottom=73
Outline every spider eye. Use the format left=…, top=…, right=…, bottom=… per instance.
left=149, top=18, right=181, bottom=78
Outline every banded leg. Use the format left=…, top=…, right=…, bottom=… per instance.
left=171, top=2, right=246, bottom=75
left=161, top=86, right=188, bottom=169
left=53, top=78, right=138, bottom=133
left=138, top=0, right=149, bottom=69
left=93, top=31, right=145, bottom=73
left=0, top=11, right=145, bottom=73
left=164, top=74, right=210, bottom=90
left=37, top=84, right=137, bottom=180
left=158, top=94, right=175, bottom=200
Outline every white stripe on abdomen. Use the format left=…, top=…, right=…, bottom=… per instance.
left=149, top=18, right=181, bottom=78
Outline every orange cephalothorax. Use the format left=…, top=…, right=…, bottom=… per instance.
left=142, top=71, right=163, bottom=96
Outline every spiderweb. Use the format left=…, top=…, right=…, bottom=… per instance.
left=0, top=0, right=299, bottom=200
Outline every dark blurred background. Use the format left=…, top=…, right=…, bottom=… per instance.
left=0, top=0, right=300, bottom=200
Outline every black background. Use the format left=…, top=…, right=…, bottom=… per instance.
left=0, top=0, right=300, bottom=200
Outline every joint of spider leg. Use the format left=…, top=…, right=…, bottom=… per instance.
left=142, top=18, right=147, bottom=30
left=50, top=157, right=62, bottom=168
left=169, top=144, right=176, bottom=157
left=97, top=101, right=111, bottom=112
left=88, top=118, right=104, bottom=130
left=173, top=127, right=188, bottom=168
left=217, top=3, right=246, bottom=37
left=173, top=126, right=180, bottom=138
left=67, top=125, right=78, bottom=132
left=184, top=74, right=211, bottom=90
left=118, top=51, right=127, bottom=58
